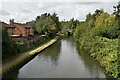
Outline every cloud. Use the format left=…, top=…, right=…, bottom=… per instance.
left=0, top=10, right=10, bottom=15
left=0, top=1, right=119, bottom=23
left=36, top=2, right=117, bottom=21
left=19, top=8, right=31, bottom=13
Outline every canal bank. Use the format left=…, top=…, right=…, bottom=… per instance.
left=1, top=37, right=58, bottom=78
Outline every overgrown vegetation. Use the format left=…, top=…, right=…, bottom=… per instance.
left=73, top=3, right=120, bottom=79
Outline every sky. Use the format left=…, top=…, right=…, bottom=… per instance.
left=0, top=0, right=119, bottom=23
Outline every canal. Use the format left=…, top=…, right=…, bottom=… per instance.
left=4, top=37, right=108, bottom=78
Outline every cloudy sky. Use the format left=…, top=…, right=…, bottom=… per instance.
left=0, top=0, right=119, bottom=23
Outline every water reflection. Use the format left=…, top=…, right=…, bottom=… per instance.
left=76, top=43, right=107, bottom=78
left=16, top=40, right=61, bottom=78
left=38, top=40, right=61, bottom=65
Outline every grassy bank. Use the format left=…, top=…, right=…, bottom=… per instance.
left=1, top=37, right=58, bottom=76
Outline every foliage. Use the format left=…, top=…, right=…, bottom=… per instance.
left=73, top=3, right=120, bottom=79
left=94, top=14, right=119, bottom=39
left=61, top=18, right=80, bottom=30
left=27, top=13, right=61, bottom=37
left=2, top=29, right=17, bottom=60
left=90, top=37, right=120, bottom=78
left=26, top=20, right=35, bottom=27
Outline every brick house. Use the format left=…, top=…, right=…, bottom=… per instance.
left=11, top=23, right=34, bottom=37
left=1, top=22, right=34, bottom=37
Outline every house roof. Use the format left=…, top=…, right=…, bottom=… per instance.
left=12, top=23, right=26, bottom=36
left=12, top=23, right=34, bottom=36
left=1, top=22, right=34, bottom=36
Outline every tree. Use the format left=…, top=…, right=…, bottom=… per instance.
left=95, top=12, right=110, bottom=27
left=94, top=9, right=104, bottom=17
left=113, top=1, right=120, bottom=17
left=2, top=29, right=17, bottom=60
left=113, top=1, right=120, bottom=29
left=34, top=13, right=61, bottom=37
left=51, top=13, right=61, bottom=30
left=86, top=13, right=92, bottom=21
left=26, top=20, right=35, bottom=27
left=9, top=19, right=14, bottom=24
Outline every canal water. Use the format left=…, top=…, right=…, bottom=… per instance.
left=5, top=37, right=108, bottom=78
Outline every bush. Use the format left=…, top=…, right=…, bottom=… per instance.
left=73, top=11, right=120, bottom=78
left=2, top=29, right=17, bottom=60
